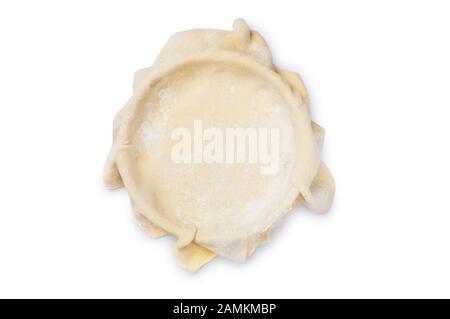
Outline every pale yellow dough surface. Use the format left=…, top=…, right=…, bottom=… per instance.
left=104, top=19, right=335, bottom=271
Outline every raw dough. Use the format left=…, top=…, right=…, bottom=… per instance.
left=104, top=19, right=334, bottom=272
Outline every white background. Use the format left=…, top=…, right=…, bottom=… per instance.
left=1, top=0, right=449, bottom=298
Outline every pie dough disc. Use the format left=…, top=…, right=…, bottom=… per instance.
left=104, top=19, right=335, bottom=271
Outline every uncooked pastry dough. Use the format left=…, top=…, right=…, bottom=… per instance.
left=104, top=19, right=335, bottom=272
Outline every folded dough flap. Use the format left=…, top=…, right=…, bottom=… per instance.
left=173, top=242, right=216, bottom=272
left=103, top=99, right=136, bottom=189
left=276, top=68, right=309, bottom=106
left=134, top=211, right=168, bottom=238
left=103, top=152, right=124, bottom=189
left=302, top=162, right=335, bottom=214
left=311, top=121, right=325, bottom=149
